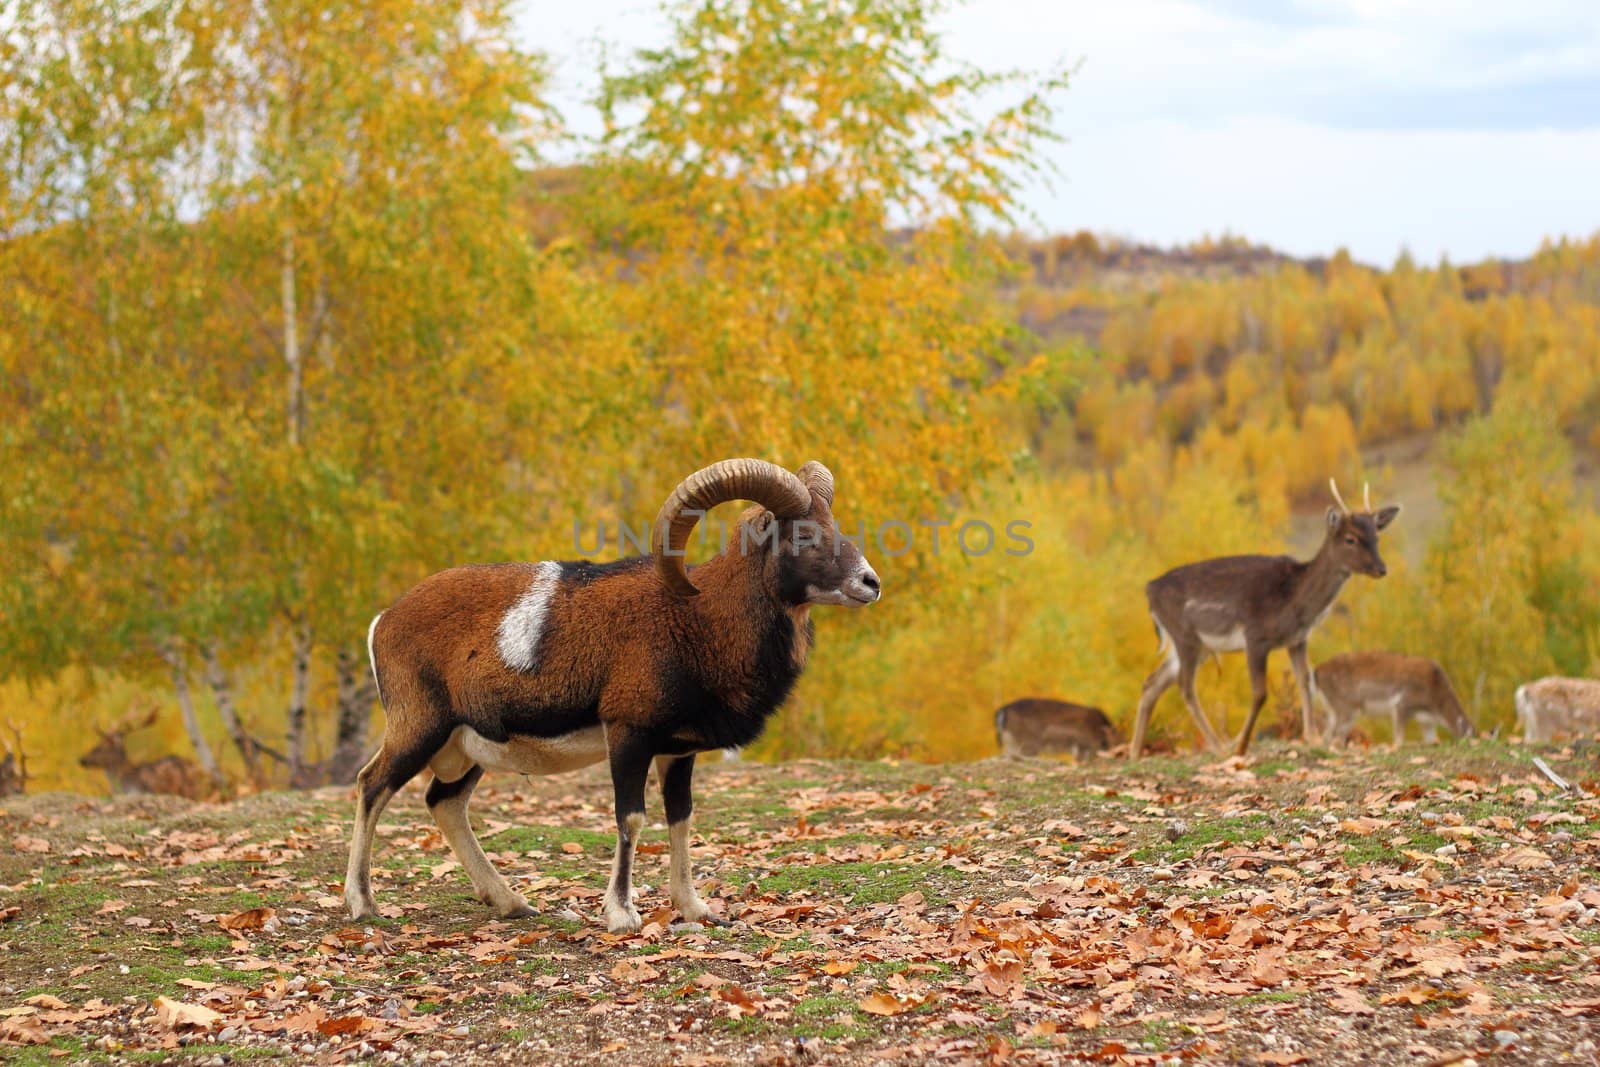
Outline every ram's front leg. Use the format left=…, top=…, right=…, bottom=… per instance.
left=602, top=728, right=652, bottom=934
left=656, top=754, right=722, bottom=925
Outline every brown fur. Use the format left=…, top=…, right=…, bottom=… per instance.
left=79, top=721, right=208, bottom=800
left=369, top=521, right=819, bottom=750
left=995, top=699, right=1122, bottom=759
left=1516, top=677, right=1600, bottom=741
left=348, top=462, right=879, bottom=929
left=1313, top=651, right=1473, bottom=746
left=0, top=723, right=25, bottom=797
left=1130, top=499, right=1400, bottom=758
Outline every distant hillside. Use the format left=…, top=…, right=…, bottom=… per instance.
left=996, top=230, right=1600, bottom=553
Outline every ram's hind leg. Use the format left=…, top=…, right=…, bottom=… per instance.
left=345, top=733, right=440, bottom=919
left=426, top=764, right=533, bottom=919
left=656, top=754, right=721, bottom=925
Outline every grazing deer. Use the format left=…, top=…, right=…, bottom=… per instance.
left=1312, top=651, right=1473, bottom=746
left=994, top=698, right=1122, bottom=759
left=79, top=710, right=209, bottom=799
left=1129, top=480, right=1400, bottom=758
left=1516, top=677, right=1600, bottom=742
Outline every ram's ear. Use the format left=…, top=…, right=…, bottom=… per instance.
left=1374, top=504, right=1401, bottom=530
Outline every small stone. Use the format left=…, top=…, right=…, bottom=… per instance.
left=669, top=922, right=705, bottom=934
left=1493, top=1029, right=1518, bottom=1047
left=1435, top=843, right=1458, bottom=857
left=448, top=1025, right=469, bottom=1038
left=1166, top=821, right=1189, bottom=841
left=1150, top=868, right=1174, bottom=882
left=556, top=908, right=583, bottom=924
left=218, top=1026, right=238, bottom=1042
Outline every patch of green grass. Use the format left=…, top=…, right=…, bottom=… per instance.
left=491, top=825, right=616, bottom=853
left=1139, top=1018, right=1178, bottom=1051
left=187, top=933, right=233, bottom=953
left=1238, top=989, right=1303, bottom=1005
left=752, top=861, right=961, bottom=906
left=860, top=959, right=953, bottom=979
left=500, top=993, right=549, bottom=1014
left=1133, top=816, right=1275, bottom=862
left=792, top=993, right=875, bottom=1039
left=1252, top=759, right=1298, bottom=776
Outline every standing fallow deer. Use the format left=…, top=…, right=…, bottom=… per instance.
left=1312, top=651, right=1473, bottom=746
left=1516, top=677, right=1600, bottom=742
left=1129, top=480, right=1400, bottom=758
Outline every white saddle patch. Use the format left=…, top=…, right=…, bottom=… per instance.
left=496, top=561, right=562, bottom=672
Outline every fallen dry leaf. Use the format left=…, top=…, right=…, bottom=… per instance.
left=610, top=958, right=661, bottom=984
left=219, top=906, right=276, bottom=931
left=153, top=996, right=222, bottom=1031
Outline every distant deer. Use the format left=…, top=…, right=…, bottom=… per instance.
left=1313, top=651, right=1473, bottom=746
left=0, top=722, right=28, bottom=797
left=1516, top=677, right=1600, bottom=742
left=79, top=709, right=209, bottom=799
left=1129, top=480, right=1400, bottom=758
left=994, top=698, right=1122, bottom=759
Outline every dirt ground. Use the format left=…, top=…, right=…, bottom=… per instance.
left=2, top=739, right=1598, bottom=1065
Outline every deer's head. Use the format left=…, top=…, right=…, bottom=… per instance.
left=78, top=729, right=127, bottom=770
left=1326, top=479, right=1400, bottom=578
left=78, top=708, right=158, bottom=770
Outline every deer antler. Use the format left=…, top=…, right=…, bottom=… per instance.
left=1363, top=482, right=1371, bottom=512
left=1328, top=478, right=1350, bottom=515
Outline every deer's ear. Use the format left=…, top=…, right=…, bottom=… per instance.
left=1374, top=504, right=1401, bottom=530
left=1325, top=507, right=1342, bottom=530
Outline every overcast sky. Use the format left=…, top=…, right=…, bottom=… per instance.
left=515, top=0, right=1600, bottom=265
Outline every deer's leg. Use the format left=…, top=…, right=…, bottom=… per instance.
left=656, top=754, right=720, bottom=925
left=1131, top=657, right=1179, bottom=759
left=1287, top=642, right=1316, bottom=743
left=602, top=727, right=653, bottom=934
left=1178, top=653, right=1225, bottom=751
left=425, top=764, right=532, bottom=919
left=1233, top=645, right=1271, bottom=757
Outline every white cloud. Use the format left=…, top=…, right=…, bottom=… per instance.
left=1031, top=117, right=1600, bottom=264
left=514, top=0, right=1600, bottom=261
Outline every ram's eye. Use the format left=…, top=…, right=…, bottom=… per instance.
left=1343, top=535, right=1358, bottom=546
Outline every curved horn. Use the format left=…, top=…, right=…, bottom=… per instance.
left=654, top=459, right=812, bottom=597
left=1328, top=478, right=1350, bottom=516
left=1363, top=481, right=1371, bottom=512
left=797, top=460, right=834, bottom=507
